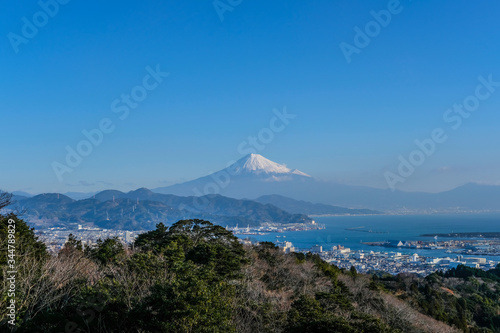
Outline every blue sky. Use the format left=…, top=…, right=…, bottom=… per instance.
left=1, top=0, right=499, bottom=194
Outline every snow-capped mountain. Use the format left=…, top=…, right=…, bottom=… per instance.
left=225, top=154, right=311, bottom=178
left=153, top=154, right=387, bottom=208
left=153, top=154, right=500, bottom=211
left=153, top=154, right=313, bottom=197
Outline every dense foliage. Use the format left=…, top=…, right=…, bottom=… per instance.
left=372, top=265, right=500, bottom=332
left=0, top=213, right=478, bottom=332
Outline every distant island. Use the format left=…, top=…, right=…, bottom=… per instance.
left=345, top=226, right=388, bottom=234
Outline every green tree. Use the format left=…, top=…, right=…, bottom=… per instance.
left=0, top=214, right=48, bottom=329
left=0, top=213, right=47, bottom=266
left=135, top=219, right=247, bottom=279
left=286, top=294, right=355, bottom=333
left=350, top=265, right=358, bottom=279
left=134, top=222, right=169, bottom=253
left=87, top=237, right=125, bottom=265
left=134, top=263, right=236, bottom=332
left=61, top=233, right=83, bottom=253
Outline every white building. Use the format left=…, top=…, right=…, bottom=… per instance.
left=282, top=241, right=295, bottom=254
left=465, top=262, right=480, bottom=269
left=426, top=258, right=440, bottom=264
left=465, top=257, right=486, bottom=264
left=439, top=258, right=452, bottom=265
left=354, top=252, right=365, bottom=259
left=388, top=252, right=402, bottom=258
left=311, top=245, right=323, bottom=253
left=339, top=248, right=351, bottom=254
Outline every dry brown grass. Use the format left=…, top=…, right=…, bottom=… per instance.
left=338, top=273, right=461, bottom=333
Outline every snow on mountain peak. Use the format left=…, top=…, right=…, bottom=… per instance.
left=230, top=154, right=311, bottom=177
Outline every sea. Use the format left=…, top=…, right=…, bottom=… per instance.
left=237, top=213, right=500, bottom=261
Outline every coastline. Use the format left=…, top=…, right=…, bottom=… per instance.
left=308, top=213, right=385, bottom=217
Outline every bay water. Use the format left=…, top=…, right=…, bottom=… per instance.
left=239, top=213, right=500, bottom=260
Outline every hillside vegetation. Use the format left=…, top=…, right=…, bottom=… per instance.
left=9, top=190, right=311, bottom=229
left=0, top=214, right=491, bottom=332
left=371, top=266, right=500, bottom=332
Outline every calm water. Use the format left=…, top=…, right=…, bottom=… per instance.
left=239, top=214, right=500, bottom=260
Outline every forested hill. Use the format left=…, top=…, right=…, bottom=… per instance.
left=4, top=214, right=500, bottom=332
left=9, top=190, right=311, bottom=229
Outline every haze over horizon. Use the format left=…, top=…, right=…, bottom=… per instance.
left=2, top=0, right=500, bottom=194
left=9, top=153, right=499, bottom=198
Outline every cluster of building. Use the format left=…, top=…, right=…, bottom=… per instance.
left=275, top=241, right=497, bottom=276
left=227, top=221, right=325, bottom=235
left=32, top=224, right=500, bottom=277
left=37, top=225, right=138, bottom=253
left=369, top=238, right=500, bottom=256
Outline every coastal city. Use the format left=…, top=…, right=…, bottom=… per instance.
left=266, top=238, right=500, bottom=276
left=36, top=222, right=500, bottom=277
left=226, top=221, right=326, bottom=234
left=36, top=220, right=327, bottom=252
left=36, top=225, right=139, bottom=253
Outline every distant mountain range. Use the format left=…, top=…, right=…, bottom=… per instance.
left=8, top=189, right=313, bottom=230
left=9, top=154, right=500, bottom=228
left=152, top=154, right=500, bottom=212
left=7, top=183, right=386, bottom=230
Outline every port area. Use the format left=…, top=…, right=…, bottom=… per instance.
left=421, top=232, right=500, bottom=238
left=362, top=237, right=500, bottom=256
left=262, top=240, right=499, bottom=277
left=227, top=221, right=326, bottom=235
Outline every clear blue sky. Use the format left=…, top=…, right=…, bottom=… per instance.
left=1, top=0, right=499, bottom=194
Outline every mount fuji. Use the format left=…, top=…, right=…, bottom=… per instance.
left=220, top=153, right=311, bottom=179
left=154, top=154, right=389, bottom=209
left=153, top=154, right=500, bottom=212
left=153, top=154, right=315, bottom=198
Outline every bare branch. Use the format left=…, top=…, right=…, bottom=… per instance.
left=0, top=190, right=12, bottom=211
